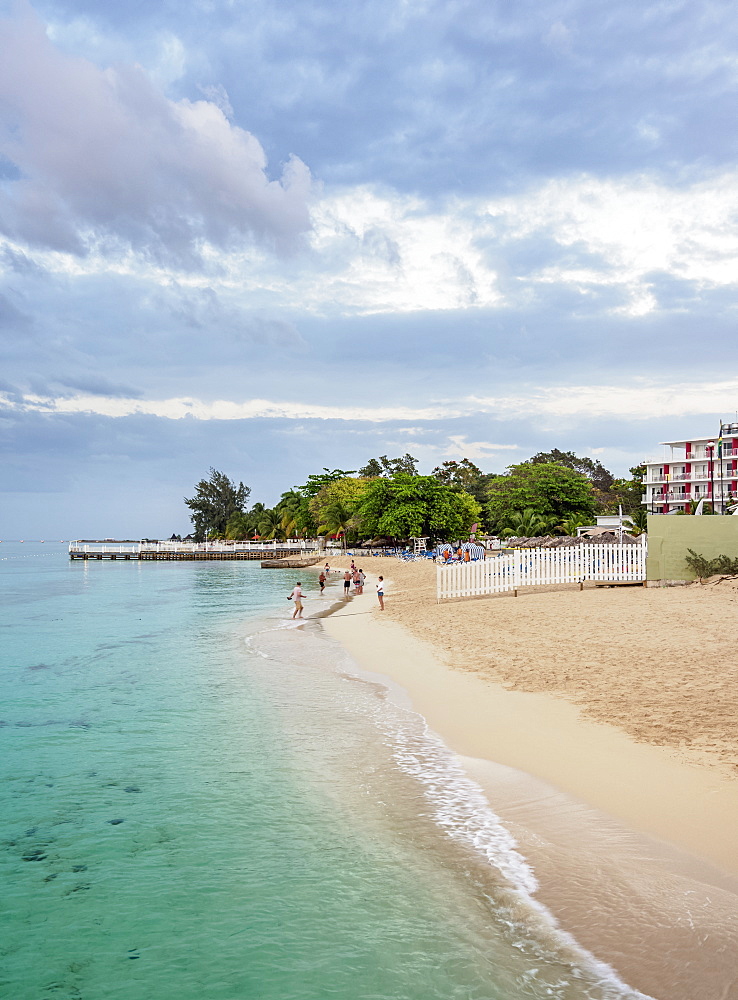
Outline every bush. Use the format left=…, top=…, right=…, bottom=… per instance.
left=685, top=549, right=738, bottom=581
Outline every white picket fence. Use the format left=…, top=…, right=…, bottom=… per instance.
left=437, top=539, right=647, bottom=600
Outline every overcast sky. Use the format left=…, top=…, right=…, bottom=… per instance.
left=2, top=0, right=738, bottom=537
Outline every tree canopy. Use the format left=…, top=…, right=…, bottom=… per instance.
left=528, top=449, right=614, bottom=493
left=184, top=468, right=250, bottom=541
left=431, top=458, right=490, bottom=504
left=356, top=474, right=481, bottom=541
left=358, top=454, right=418, bottom=477
left=486, top=462, right=598, bottom=529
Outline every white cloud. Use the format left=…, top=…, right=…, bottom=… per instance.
left=442, top=436, right=520, bottom=463
left=3, top=378, right=736, bottom=424
left=9, top=164, right=738, bottom=321
left=0, top=4, right=311, bottom=260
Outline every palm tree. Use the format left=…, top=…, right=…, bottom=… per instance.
left=557, top=514, right=590, bottom=537
left=628, top=508, right=648, bottom=534
left=318, top=501, right=353, bottom=551
left=277, top=490, right=303, bottom=538
left=258, top=509, right=286, bottom=540
left=498, top=508, right=558, bottom=538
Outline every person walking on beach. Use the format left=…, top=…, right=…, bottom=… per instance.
left=288, top=582, right=304, bottom=619
left=352, top=568, right=361, bottom=593
left=358, top=568, right=366, bottom=594
left=318, top=571, right=326, bottom=594
left=343, top=570, right=351, bottom=597
left=376, top=576, right=385, bottom=610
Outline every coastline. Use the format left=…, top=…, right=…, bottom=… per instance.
left=315, top=556, right=738, bottom=870
left=316, top=558, right=738, bottom=1000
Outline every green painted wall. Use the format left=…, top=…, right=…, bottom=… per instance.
left=646, top=514, right=738, bottom=580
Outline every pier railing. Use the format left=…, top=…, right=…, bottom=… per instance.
left=69, top=539, right=322, bottom=558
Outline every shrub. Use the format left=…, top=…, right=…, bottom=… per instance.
left=685, top=549, right=738, bottom=582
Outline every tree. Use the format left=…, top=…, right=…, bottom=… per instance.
left=499, top=509, right=559, bottom=538
left=486, top=463, right=598, bottom=530
left=225, top=511, right=251, bottom=540
left=358, top=454, right=419, bottom=477
left=308, top=477, right=370, bottom=530
left=258, top=509, right=285, bottom=540
left=431, top=458, right=488, bottom=503
left=276, top=490, right=306, bottom=537
left=629, top=508, right=648, bottom=534
left=557, top=514, right=591, bottom=537
left=317, top=500, right=354, bottom=549
left=529, top=449, right=614, bottom=493
left=184, top=468, right=250, bottom=541
left=607, top=465, right=646, bottom=515
left=358, top=458, right=383, bottom=477
left=356, top=475, right=481, bottom=541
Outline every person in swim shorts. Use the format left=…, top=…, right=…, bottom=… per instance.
left=343, top=570, right=351, bottom=596
left=376, top=576, right=385, bottom=610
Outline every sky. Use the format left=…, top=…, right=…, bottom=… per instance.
left=2, top=0, right=738, bottom=537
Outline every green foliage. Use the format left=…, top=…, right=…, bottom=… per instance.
left=528, top=449, right=614, bottom=492
left=308, top=477, right=371, bottom=533
left=358, top=454, right=418, bottom=477
left=606, top=464, right=646, bottom=515
left=685, top=549, right=738, bottom=581
left=486, top=462, right=598, bottom=530
left=557, top=514, right=591, bottom=537
left=301, top=469, right=357, bottom=497
left=225, top=511, right=251, bottom=540
left=356, top=475, right=481, bottom=541
left=258, top=509, right=286, bottom=540
left=499, top=508, right=559, bottom=538
left=317, top=500, right=354, bottom=549
left=431, top=458, right=488, bottom=504
left=184, top=468, right=250, bottom=541
left=276, top=489, right=311, bottom=537
left=628, top=508, right=648, bottom=534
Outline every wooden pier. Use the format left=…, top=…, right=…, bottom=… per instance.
left=69, top=541, right=322, bottom=562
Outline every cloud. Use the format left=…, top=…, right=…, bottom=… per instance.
left=442, top=436, right=520, bottom=463
left=3, top=377, right=737, bottom=425
left=0, top=3, right=312, bottom=263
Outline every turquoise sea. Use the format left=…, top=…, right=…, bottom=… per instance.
left=0, top=543, right=651, bottom=1000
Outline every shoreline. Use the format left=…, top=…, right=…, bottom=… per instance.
left=314, top=560, right=738, bottom=1000
left=316, top=560, right=738, bottom=873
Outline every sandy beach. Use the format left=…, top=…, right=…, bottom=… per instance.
left=317, top=555, right=738, bottom=1000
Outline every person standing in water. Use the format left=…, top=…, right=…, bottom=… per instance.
left=318, top=571, right=326, bottom=594
left=343, top=570, right=351, bottom=597
left=376, top=576, right=385, bottom=610
left=289, top=582, right=304, bottom=619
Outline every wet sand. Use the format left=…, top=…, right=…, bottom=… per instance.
left=317, top=558, right=738, bottom=1000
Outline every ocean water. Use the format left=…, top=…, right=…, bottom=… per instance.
left=0, top=543, right=652, bottom=1000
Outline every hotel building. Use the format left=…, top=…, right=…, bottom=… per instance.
left=642, top=424, right=738, bottom=513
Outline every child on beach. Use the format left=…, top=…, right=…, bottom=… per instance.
left=376, top=576, right=385, bottom=610
left=288, top=582, right=304, bottom=619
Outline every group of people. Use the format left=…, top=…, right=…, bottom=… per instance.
left=342, top=560, right=366, bottom=596
left=288, top=562, right=385, bottom=618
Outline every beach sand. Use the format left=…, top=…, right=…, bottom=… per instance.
left=317, top=556, right=738, bottom=1000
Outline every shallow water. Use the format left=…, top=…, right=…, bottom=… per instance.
left=1, top=544, right=651, bottom=999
